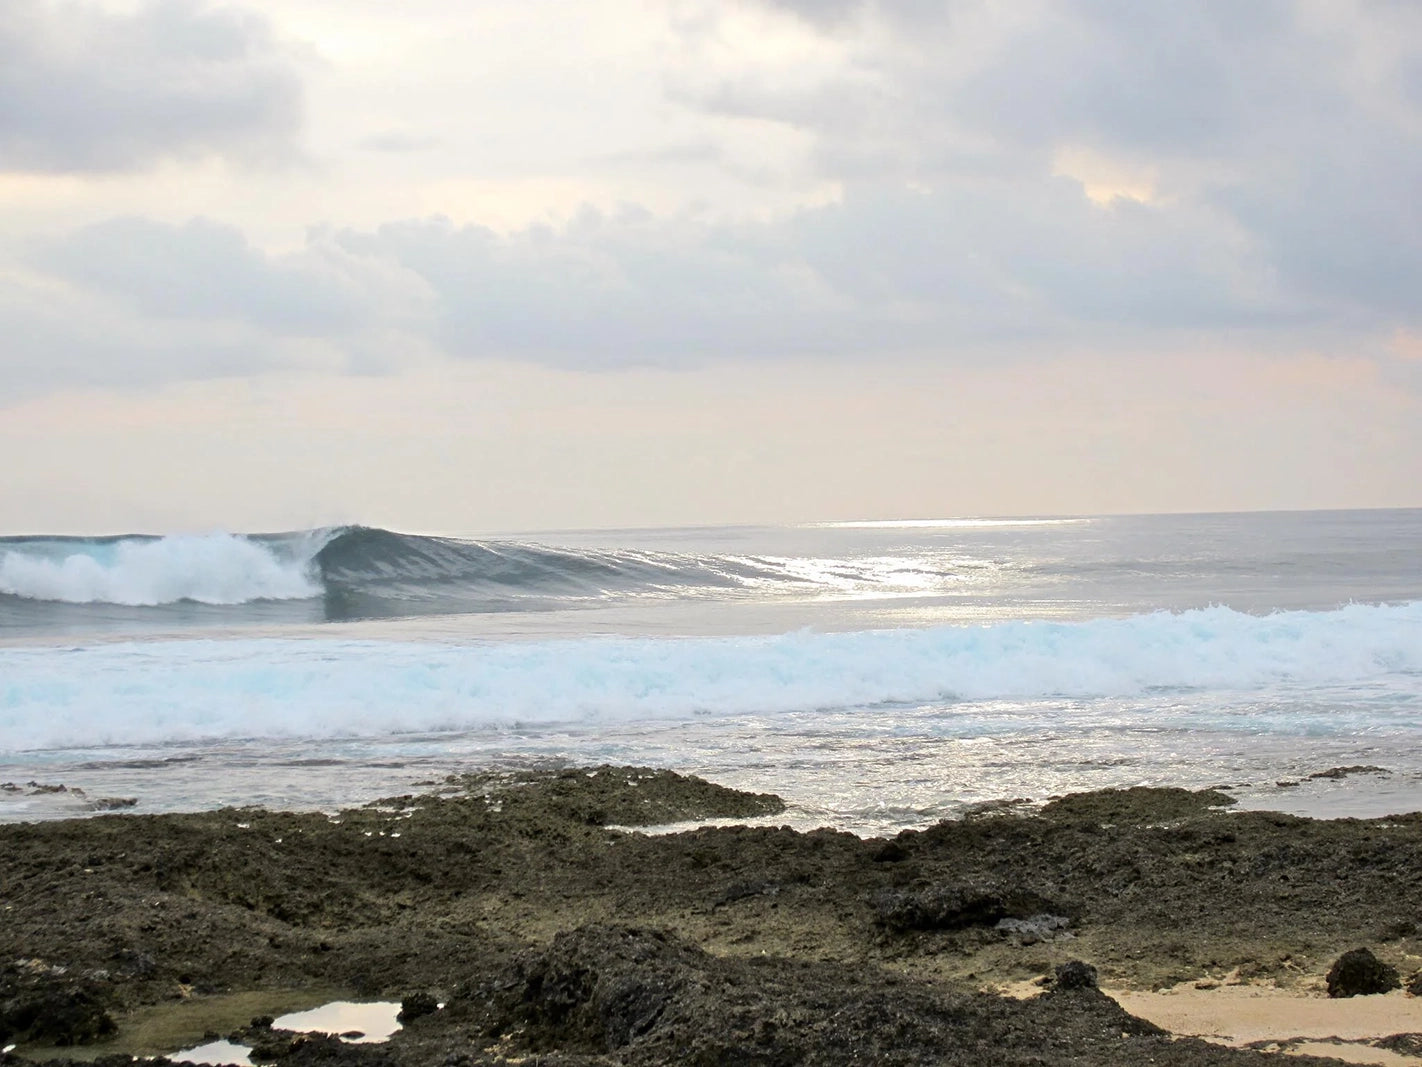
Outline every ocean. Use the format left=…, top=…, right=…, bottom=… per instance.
left=2, top=510, right=1421, bottom=832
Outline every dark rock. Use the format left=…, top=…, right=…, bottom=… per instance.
left=961, top=798, right=1034, bottom=820
left=1377, top=1033, right=1422, bottom=1054
left=396, top=993, right=438, bottom=1023
left=873, top=883, right=1063, bottom=932
left=1055, top=961, right=1099, bottom=990
left=997, top=914, right=1072, bottom=944
left=0, top=964, right=117, bottom=1046
left=870, top=839, right=910, bottom=863
left=1406, top=970, right=1422, bottom=997
left=456, top=922, right=1184, bottom=1064
left=89, top=797, right=138, bottom=811
left=1307, top=766, right=1390, bottom=780
left=249, top=1032, right=302, bottom=1062
left=713, top=880, right=777, bottom=907
left=475, top=926, right=693, bottom=1051
left=111, top=950, right=157, bottom=978
left=1039, top=786, right=1235, bottom=823
left=436, top=765, right=785, bottom=827
left=0, top=987, right=116, bottom=1046
left=1326, top=947, right=1400, bottom=997
left=256, top=1033, right=395, bottom=1067
left=1380, top=919, right=1418, bottom=940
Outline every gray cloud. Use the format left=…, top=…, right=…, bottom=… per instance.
left=2, top=217, right=434, bottom=399
left=0, top=270, right=282, bottom=402
left=39, top=218, right=368, bottom=334
left=21, top=182, right=1298, bottom=386
left=753, top=0, right=952, bottom=32
left=6, top=1, right=1421, bottom=396
left=0, top=0, right=302, bottom=173
left=696, top=0, right=1422, bottom=333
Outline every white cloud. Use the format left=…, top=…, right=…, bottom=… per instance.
left=1, top=0, right=1419, bottom=396
left=0, top=0, right=303, bottom=173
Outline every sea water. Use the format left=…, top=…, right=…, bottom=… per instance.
left=2, top=511, right=1420, bottom=833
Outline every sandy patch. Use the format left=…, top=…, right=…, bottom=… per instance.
left=1109, top=983, right=1422, bottom=1066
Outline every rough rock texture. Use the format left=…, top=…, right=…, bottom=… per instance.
left=1325, top=947, right=1400, bottom=997
left=443, top=924, right=1286, bottom=1065
left=1038, top=786, right=1236, bottom=822
left=1055, top=961, right=1099, bottom=990
left=2, top=767, right=1418, bottom=1065
left=872, top=883, right=1065, bottom=932
left=431, top=765, right=785, bottom=827
left=0, top=962, right=117, bottom=1046
left=395, top=994, right=438, bottom=1024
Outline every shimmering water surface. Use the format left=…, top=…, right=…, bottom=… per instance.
left=3, top=511, right=1420, bottom=831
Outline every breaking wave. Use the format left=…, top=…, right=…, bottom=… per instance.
left=2, top=601, right=1420, bottom=752
left=0, top=525, right=983, bottom=618
left=0, top=532, right=323, bottom=606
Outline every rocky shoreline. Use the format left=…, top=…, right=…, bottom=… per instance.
left=4, top=766, right=1422, bottom=1065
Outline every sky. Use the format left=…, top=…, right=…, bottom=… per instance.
left=2, top=0, right=1421, bottom=534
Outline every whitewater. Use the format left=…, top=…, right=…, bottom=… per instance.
left=2, top=511, right=1421, bottom=830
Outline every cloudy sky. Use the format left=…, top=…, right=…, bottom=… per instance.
left=3, top=0, right=1420, bottom=533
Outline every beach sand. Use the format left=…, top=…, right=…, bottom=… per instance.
left=1115, top=986, right=1422, bottom=1065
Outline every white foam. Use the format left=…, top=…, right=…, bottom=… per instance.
left=2, top=602, right=1420, bottom=754
left=0, top=533, right=321, bottom=606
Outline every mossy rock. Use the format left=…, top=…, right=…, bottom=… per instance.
left=426, top=765, right=785, bottom=827
left=1038, top=787, right=1235, bottom=824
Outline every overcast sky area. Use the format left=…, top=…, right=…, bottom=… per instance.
left=3, top=0, right=1421, bottom=534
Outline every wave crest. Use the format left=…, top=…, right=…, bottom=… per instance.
left=0, top=525, right=990, bottom=615
left=0, top=532, right=323, bottom=606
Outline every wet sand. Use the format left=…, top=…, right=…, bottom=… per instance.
left=4, top=766, right=1422, bottom=1065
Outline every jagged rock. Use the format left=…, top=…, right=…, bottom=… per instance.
left=0, top=987, right=116, bottom=1046
left=455, top=923, right=1178, bottom=1064
left=1055, top=961, right=1099, bottom=990
left=873, top=883, right=1062, bottom=932
left=0, top=963, right=117, bottom=1046
left=256, top=1033, right=395, bottom=1067
left=1326, top=947, right=1400, bottom=997
left=1307, top=766, right=1390, bottom=780
left=1040, top=787, right=1235, bottom=823
left=396, top=993, right=438, bottom=1023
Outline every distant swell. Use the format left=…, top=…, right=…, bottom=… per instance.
left=2, top=602, right=1420, bottom=753
left=0, top=525, right=973, bottom=616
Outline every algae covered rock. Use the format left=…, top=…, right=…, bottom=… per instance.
left=423, top=765, right=785, bottom=827
left=1326, top=947, right=1400, bottom=997
left=873, top=882, right=1065, bottom=933
left=395, top=994, right=438, bottom=1024
left=1055, top=961, right=1099, bottom=991
left=0, top=963, right=117, bottom=1047
left=1039, top=786, right=1236, bottom=824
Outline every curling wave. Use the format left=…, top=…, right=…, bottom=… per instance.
left=0, top=525, right=982, bottom=619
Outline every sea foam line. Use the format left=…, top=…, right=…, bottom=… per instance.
left=2, top=602, right=1420, bottom=754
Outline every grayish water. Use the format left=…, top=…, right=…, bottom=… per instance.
left=3, top=510, right=1420, bottom=830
